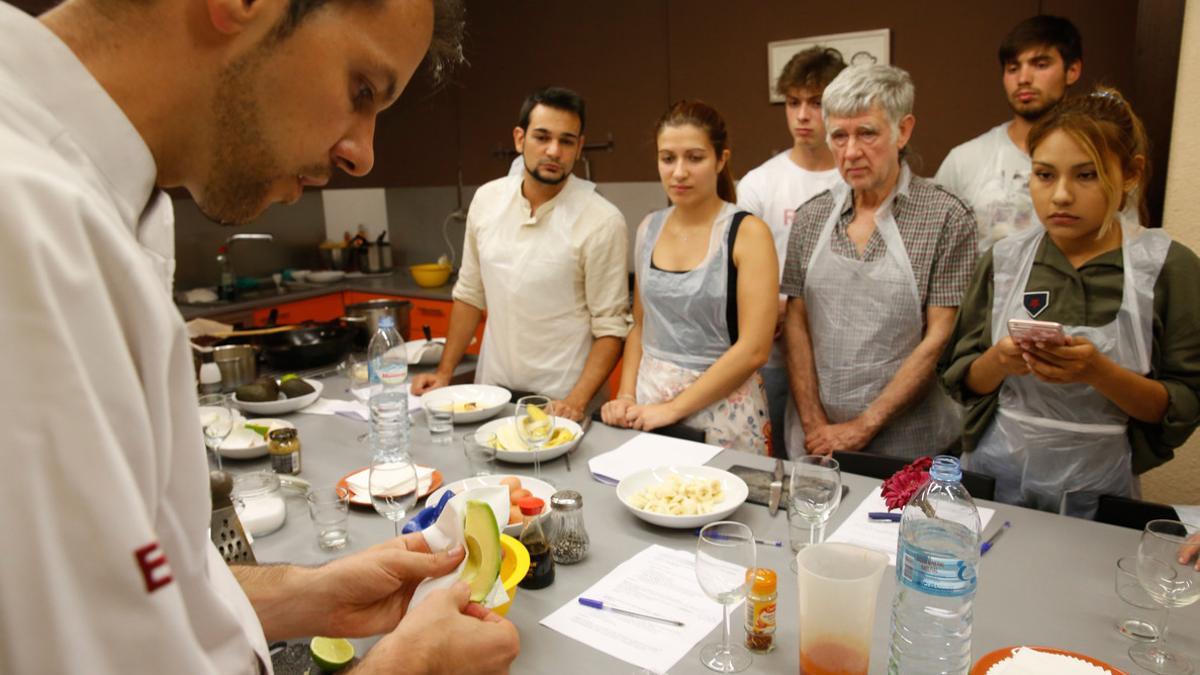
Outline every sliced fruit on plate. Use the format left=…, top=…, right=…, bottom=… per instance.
left=460, top=499, right=502, bottom=602
left=490, top=424, right=576, bottom=451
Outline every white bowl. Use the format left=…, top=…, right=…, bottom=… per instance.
left=232, top=378, right=323, bottom=415
left=475, top=416, right=583, bottom=465
left=307, top=270, right=346, bottom=284
left=290, top=269, right=311, bottom=282
left=616, top=465, right=749, bottom=529
left=420, top=384, right=510, bottom=423
left=217, top=418, right=295, bottom=460
left=424, top=474, right=555, bottom=535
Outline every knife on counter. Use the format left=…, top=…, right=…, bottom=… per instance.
left=768, top=458, right=784, bottom=516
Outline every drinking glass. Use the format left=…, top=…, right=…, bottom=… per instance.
left=426, top=406, right=454, bottom=445
left=787, top=456, right=842, bottom=571
left=307, top=485, right=351, bottom=551
left=515, top=395, right=554, bottom=481
left=1129, top=520, right=1200, bottom=674
left=463, top=432, right=497, bottom=476
left=340, top=353, right=373, bottom=402
left=198, top=393, right=235, bottom=472
left=696, top=521, right=756, bottom=673
left=1115, top=556, right=1166, bottom=642
left=369, top=451, right=419, bottom=537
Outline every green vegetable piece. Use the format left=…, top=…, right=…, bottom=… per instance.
left=459, top=500, right=501, bottom=602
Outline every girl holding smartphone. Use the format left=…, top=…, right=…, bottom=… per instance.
left=939, top=87, right=1200, bottom=517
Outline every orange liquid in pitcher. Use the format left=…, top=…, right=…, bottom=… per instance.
left=799, top=640, right=868, bottom=675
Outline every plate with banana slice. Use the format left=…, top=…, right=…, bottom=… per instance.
left=474, top=415, right=584, bottom=464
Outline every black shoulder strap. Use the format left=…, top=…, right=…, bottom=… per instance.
left=726, top=211, right=750, bottom=345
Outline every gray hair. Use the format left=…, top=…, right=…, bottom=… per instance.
left=821, top=64, right=915, bottom=132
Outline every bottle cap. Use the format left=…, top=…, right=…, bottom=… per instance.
left=745, top=567, right=776, bottom=594
left=550, top=490, right=582, bottom=511
left=378, top=316, right=394, bottom=328
left=517, top=496, right=545, bottom=516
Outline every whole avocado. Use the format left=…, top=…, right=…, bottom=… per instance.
left=280, top=378, right=315, bottom=399
left=235, top=383, right=274, bottom=402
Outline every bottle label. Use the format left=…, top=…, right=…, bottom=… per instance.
left=896, top=539, right=976, bottom=597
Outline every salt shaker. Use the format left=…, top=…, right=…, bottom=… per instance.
left=548, top=490, right=589, bottom=564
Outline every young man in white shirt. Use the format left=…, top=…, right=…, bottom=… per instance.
left=0, top=1, right=518, bottom=672
left=737, top=46, right=847, bottom=455
left=935, top=15, right=1083, bottom=252
left=411, top=87, right=631, bottom=422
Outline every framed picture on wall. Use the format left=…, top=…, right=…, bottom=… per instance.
left=767, top=29, right=891, bottom=103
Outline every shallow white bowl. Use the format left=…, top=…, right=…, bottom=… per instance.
left=420, top=384, right=510, bottom=423
left=232, top=378, right=323, bottom=415
left=475, top=416, right=583, bottom=465
left=424, top=474, right=555, bottom=535
left=307, top=270, right=346, bottom=284
left=616, top=465, right=749, bottom=529
left=217, top=418, right=295, bottom=460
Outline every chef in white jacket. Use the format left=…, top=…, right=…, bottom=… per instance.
left=0, top=1, right=518, bottom=673
left=411, top=87, right=631, bottom=422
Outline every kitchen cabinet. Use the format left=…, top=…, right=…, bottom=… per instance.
left=251, top=293, right=343, bottom=326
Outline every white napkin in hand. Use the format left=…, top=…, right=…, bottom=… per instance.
left=343, top=465, right=434, bottom=496
left=409, top=486, right=511, bottom=611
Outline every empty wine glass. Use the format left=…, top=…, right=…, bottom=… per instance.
left=1129, top=519, right=1200, bottom=675
left=696, top=521, right=756, bottom=673
left=788, top=456, right=842, bottom=572
left=198, top=393, right=235, bottom=472
left=515, top=395, right=554, bottom=481
left=341, top=353, right=373, bottom=402
left=369, top=451, right=419, bottom=537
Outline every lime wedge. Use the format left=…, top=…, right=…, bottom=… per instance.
left=310, top=636, right=355, bottom=672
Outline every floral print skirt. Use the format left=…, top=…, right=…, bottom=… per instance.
left=636, top=353, right=772, bottom=455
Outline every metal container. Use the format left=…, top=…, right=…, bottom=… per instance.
left=212, top=344, right=256, bottom=391
left=345, top=299, right=412, bottom=344
left=319, top=247, right=348, bottom=271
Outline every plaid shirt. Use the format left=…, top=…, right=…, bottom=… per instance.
left=781, top=167, right=978, bottom=308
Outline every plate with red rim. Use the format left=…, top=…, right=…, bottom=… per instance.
left=337, top=466, right=443, bottom=508
left=971, top=646, right=1125, bottom=674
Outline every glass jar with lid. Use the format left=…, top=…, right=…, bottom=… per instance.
left=232, top=471, right=287, bottom=537
left=548, top=490, right=589, bottom=564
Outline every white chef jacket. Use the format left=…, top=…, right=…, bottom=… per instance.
left=454, top=174, right=631, bottom=400
left=0, top=4, right=269, bottom=673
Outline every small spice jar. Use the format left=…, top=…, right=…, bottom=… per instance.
left=548, top=490, right=589, bottom=564
left=268, top=427, right=301, bottom=475
left=744, top=567, right=777, bottom=653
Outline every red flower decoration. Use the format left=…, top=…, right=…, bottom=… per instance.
left=881, top=456, right=933, bottom=512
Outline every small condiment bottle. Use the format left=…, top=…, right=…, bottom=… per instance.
left=517, top=496, right=555, bottom=589
left=268, top=427, right=301, bottom=475
left=548, top=490, right=589, bottom=564
left=744, top=567, right=777, bottom=653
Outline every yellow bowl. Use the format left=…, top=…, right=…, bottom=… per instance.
left=493, top=534, right=529, bottom=617
left=409, top=263, right=452, bottom=288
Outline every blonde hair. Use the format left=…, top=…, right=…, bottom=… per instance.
left=1027, top=86, right=1150, bottom=238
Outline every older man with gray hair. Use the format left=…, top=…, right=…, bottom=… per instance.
left=780, top=64, right=977, bottom=459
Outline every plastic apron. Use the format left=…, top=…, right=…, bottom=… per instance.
left=970, top=214, right=1170, bottom=517
left=784, top=166, right=960, bottom=460
left=475, top=175, right=597, bottom=401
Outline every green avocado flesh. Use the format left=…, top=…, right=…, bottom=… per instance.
left=459, top=500, right=502, bottom=602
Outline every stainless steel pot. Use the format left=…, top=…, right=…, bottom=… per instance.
left=345, top=299, right=412, bottom=344
left=212, top=344, right=257, bottom=391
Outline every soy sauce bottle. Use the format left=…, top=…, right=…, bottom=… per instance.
left=517, top=496, right=555, bottom=589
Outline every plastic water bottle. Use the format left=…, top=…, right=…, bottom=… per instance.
left=887, top=455, right=982, bottom=675
left=367, top=316, right=409, bottom=456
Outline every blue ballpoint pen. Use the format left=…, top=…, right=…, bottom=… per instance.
left=577, top=597, right=685, bottom=626
left=868, top=512, right=902, bottom=522
left=980, top=521, right=1011, bottom=556
left=691, top=528, right=783, bottom=547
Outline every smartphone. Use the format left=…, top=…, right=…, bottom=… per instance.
left=1007, top=318, right=1067, bottom=345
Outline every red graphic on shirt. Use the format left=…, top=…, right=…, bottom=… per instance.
left=134, top=542, right=174, bottom=593
left=784, top=209, right=795, bottom=227
left=1029, top=298, right=1041, bottom=308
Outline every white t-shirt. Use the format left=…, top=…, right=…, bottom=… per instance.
left=0, top=5, right=268, bottom=672
left=934, top=122, right=1035, bottom=252
left=454, top=174, right=631, bottom=400
left=737, top=151, right=842, bottom=368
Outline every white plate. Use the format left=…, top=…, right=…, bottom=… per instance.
left=405, top=338, right=446, bottom=365
left=616, top=465, right=749, bottom=529
left=217, top=418, right=295, bottom=460
left=424, top=474, right=555, bottom=535
left=232, top=378, right=323, bottom=415
left=475, top=416, right=583, bottom=465
left=307, top=270, right=346, bottom=283
left=420, top=384, right=510, bottom=423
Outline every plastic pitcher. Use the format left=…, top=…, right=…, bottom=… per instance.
left=795, top=543, right=888, bottom=675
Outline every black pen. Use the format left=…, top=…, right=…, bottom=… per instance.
left=980, top=521, right=1011, bottom=556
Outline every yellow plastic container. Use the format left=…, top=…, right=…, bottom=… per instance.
left=493, top=534, right=530, bottom=617
left=409, top=263, right=452, bottom=288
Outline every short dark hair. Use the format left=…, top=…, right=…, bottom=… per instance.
left=517, top=87, right=586, bottom=133
left=775, top=46, right=847, bottom=97
left=275, top=0, right=465, bottom=81
left=998, top=15, right=1082, bottom=69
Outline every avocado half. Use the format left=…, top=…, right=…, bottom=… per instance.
left=459, top=500, right=502, bottom=602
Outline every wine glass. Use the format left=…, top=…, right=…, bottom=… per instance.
left=696, top=521, right=756, bottom=673
left=369, top=451, right=419, bottom=537
left=788, top=456, right=842, bottom=572
left=1129, top=519, right=1200, bottom=675
left=341, top=353, right=373, bottom=402
left=198, top=393, right=235, bottom=472
left=515, top=395, right=554, bottom=481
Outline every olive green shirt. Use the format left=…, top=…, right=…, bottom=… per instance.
left=938, top=235, right=1200, bottom=474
